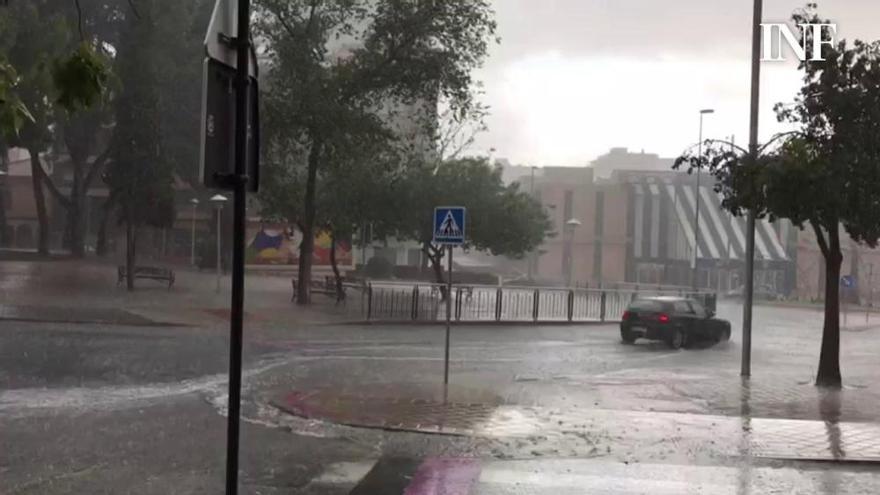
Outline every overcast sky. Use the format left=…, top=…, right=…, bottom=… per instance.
left=472, top=0, right=880, bottom=166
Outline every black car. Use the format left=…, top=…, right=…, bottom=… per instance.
left=620, top=296, right=731, bottom=349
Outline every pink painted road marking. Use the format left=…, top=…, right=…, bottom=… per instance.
left=403, top=457, right=482, bottom=495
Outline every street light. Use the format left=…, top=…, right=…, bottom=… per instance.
left=693, top=108, right=715, bottom=291
left=564, top=218, right=581, bottom=287
left=190, top=198, right=200, bottom=266
left=742, top=0, right=764, bottom=378
left=210, top=194, right=228, bottom=292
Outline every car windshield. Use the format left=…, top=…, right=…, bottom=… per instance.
left=3, top=1, right=878, bottom=494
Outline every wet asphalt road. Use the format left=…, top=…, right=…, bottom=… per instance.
left=3, top=302, right=880, bottom=493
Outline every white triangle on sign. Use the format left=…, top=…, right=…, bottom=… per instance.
left=438, top=211, right=462, bottom=237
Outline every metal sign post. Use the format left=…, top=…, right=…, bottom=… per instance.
left=433, top=206, right=466, bottom=386
left=202, top=0, right=259, bottom=493
left=445, top=245, right=453, bottom=384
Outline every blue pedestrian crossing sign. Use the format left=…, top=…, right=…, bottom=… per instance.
left=433, top=206, right=466, bottom=245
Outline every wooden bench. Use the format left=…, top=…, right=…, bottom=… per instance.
left=117, top=266, right=175, bottom=289
left=291, top=276, right=363, bottom=302
left=291, top=277, right=336, bottom=301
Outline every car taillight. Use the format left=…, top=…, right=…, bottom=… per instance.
left=622, top=310, right=631, bottom=321
left=657, top=313, right=670, bottom=323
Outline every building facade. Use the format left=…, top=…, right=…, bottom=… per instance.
left=508, top=149, right=796, bottom=294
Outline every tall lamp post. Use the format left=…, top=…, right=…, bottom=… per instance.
left=742, top=0, right=764, bottom=378
left=211, top=194, right=228, bottom=292
left=692, top=108, right=715, bottom=291
left=190, top=198, right=200, bottom=266
left=564, top=218, right=581, bottom=287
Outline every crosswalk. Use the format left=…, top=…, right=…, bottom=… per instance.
left=304, top=456, right=880, bottom=494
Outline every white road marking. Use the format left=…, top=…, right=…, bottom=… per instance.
left=474, top=458, right=880, bottom=494
left=309, top=461, right=376, bottom=485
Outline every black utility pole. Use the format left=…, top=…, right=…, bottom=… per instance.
left=742, top=0, right=762, bottom=377
left=225, top=0, right=250, bottom=492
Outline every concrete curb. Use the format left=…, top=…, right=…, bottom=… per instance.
left=335, top=320, right=621, bottom=327
left=0, top=315, right=191, bottom=328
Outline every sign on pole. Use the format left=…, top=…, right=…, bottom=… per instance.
left=433, top=206, right=466, bottom=245
left=199, top=58, right=259, bottom=192
left=203, top=0, right=257, bottom=493
left=200, top=0, right=260, bottom=192
left=433, top=206, right=466, bottom=386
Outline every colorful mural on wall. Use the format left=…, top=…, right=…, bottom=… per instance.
left=246, top=223, right=353, bottom=268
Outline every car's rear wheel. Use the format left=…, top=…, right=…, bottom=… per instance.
left=668, top=328, right=686, bottom=349
left=620, top=328, right=636, bottom=344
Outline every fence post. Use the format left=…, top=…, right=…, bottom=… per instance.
left=366, top=283, right=373, bottom=321
left=455, top=287, right=462, bottom=321
left=600, top=291, right=606, bottom=322
left=533, top=289, right=540, bottom=321
left=412, top=285, right=419, bottom=320
left=567, top=290, right=574, bottom=322
left=495, top=288, right=503, bottom=321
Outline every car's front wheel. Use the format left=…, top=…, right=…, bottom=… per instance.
left=713, top=326, right=732, bottom=343
left=620, top=328, right=636, bottom=344
left=667, top=328, right=686, bottom=349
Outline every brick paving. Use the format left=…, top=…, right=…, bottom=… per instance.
left=275, top=387, right=880, bottom=462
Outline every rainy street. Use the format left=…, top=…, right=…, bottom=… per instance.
left=3, top=263, right=880, bottom=494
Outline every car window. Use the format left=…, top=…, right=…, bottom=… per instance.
left=673, top=301, right=692, bottom=313
left=628, top=300, right=663, bottom=311
left=688, top=300, right=706, bottom=317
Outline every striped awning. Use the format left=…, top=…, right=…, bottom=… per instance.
left=662, top=181, right=788, bottom=262
left=631, top=178, right=789, bottom=263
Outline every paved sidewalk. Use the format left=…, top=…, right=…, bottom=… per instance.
left=309, top=456, right=880, bottom=494
left=0, top=259, right=352, bottom=328
left=272, top=372, right=880, bottom=464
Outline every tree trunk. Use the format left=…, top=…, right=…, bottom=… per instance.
left=817, top=232, right=843, bottom=388
left=125, top=221, right=136, bottom=291
left=296, top=137, right=322, bottom=305
left=96, top=195, right=114, bottom=257
left=424, top=241, right=448, bottom=300
left=67, top=189, right=85, bottom=258
left=329, top=232, right=345, bottom=303
left=28, top=149, right=50, bottom=256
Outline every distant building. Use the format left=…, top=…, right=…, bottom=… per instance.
left=503, top=149, right=798, bottom=295
left=590, top=147, right=675, bottom=180
left=1, top=148, right=54, bottom=248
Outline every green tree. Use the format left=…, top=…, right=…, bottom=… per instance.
left=394, top=157, right=552, bottom=291
left=152, top=0, right=215, bottom=183
left=676, top=6, right=880, bottom=388
left=0, top=1, right=72, bottom=254
left=105, top=0, right=174, bottom=290
left=0, top=1, right=113, bottom=256
left=256, top=0, right=497, bottom=304
left=259, top=117, right=400, bottom=301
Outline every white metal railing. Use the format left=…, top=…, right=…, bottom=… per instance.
left=346, top=281, right=716, bottom=323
